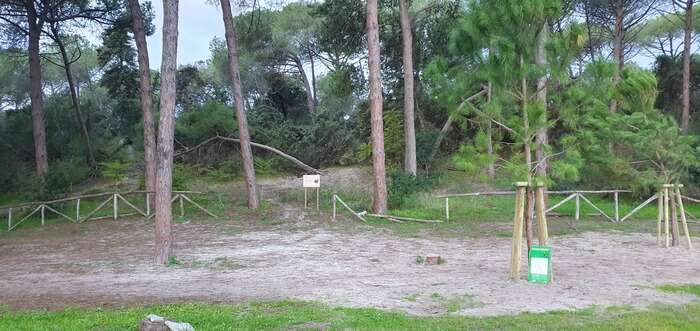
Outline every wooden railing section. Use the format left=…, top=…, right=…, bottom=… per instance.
left=1, top=191, right=217, bottom=231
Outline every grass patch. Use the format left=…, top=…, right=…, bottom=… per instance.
left=658, top=284, right=700, bottom=297
left=2, top=300, right=700, bottom=330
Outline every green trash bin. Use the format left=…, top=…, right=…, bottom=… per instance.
left=528, top=245, right=551, bottom=284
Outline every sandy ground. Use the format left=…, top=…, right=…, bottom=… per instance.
left=1, top=210, right=699, bottom=316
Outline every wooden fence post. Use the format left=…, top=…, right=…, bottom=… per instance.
left=675, top=184, right=692, bottom=249
left=76, top=199, right=81, bottom=223
left=113, top=193, right=118, bottom=220
left=664, top=185, right=671, bottom=248
left=146, top=193, right=151, bottom=217
left=575, top=193, right=580, bottom=221
left=445, top=197, right=450, bottom=222
left=535, top=182, right=549, bottom=245
left=7, top=208, right=11, bottom=231
left=332, top=195, right=336, bottom=221
left=510, top=182, right=528, bottom=281
left=657, top=190, right=663, bottom=246
left=614, top=191, right=619, bottom=222
left=41, top=204, right=45, bottom=226
left=180, top=194, right=185, bottom=217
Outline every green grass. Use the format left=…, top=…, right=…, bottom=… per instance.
left=2, top=300, right=700, bottom=330
left=659, top=284, right=700, bottom=297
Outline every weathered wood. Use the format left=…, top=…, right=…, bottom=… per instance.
left=41, top=204, right=45, bottom=226
left=81, top=196, right=114, bottom=223
left=9, top=205, right=42, bottom=231
left=113, top=194, right=118, bottom=220
left=146, top=193, right=151, bottom=216
left=333, top=195, right=366, bottom=222
left=682, top=195, right=700, bottom=204
left=180, top=194, right=218, bottom=218
left=535, top=185, right=548, bottom=245
left=675, top=185, right=692, bottom=249
left=510, top=183, right=527, bottom=281
left=657, top=191, right=663, bottom=246
left=575, top=193, right=580, bottom=220
left=7, top=208, right=11, bottom=231
left=670, top=189, right=680, bottom=246
left=578, top=194, right=615, bottom=222
left=664, top=187, right=670, bottom=248
left=117, top=194, right=147, bottom=217
left=44, top=204, right=75, bottom=223
left=76, top=199, right=81, bottom=222
left=524, top=187, right=534, bottom=253
left=179, top=194, right=185, bottom=217
left=544, top=193, right=577, bottom=213
left=445, top=197, right=450, bottom=221
left=614, top=191, right=619, bottom=222
left=366, top=214, right=443, bottom=223
left=620, top=194, right=658, bottom=222
left=332, top=194, right=337, bottom=221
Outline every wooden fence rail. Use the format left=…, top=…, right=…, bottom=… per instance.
left=3, top=191, right=216, bottom=231
left=437, top=190, right=631, bottom=222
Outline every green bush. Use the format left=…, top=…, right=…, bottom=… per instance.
left=99, top=161, right=129, bottom=182
left=387, top=170, right=441, bottom=208
left=42, top=159, right=91, bottom=199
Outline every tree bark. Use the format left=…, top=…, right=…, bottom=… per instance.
left=681, top=0, right=693, bottom=134
left=128, top=0, right=157, bottom=203
left=367, top=0, right=388, bottom=214
left=220, top=0, right=259, bottom=209
left=27, top=2, right=48, bottom=178
left=291, top=53, right=316, bottom=114
left=154, top=0, right=179, bottom=265
left=52, top=26, right=97, bottom=172
left=610, top=4, right=624, bottom=113
left=534, top=22, right=548, bottom=179
left=399, top=0, right=417, bottom=176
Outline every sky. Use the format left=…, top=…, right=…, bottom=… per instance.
left=145, top=0, right=226, bottom=69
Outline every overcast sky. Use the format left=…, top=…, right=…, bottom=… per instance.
left=145, top=0, right=225, bottom=69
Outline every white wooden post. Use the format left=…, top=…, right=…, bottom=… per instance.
left=575, top=193, right=580, bottom=220
left=445, top=198, right=450, bottom=222
left=7, top=208, right=12, bottom=231
left=332, top=195, right=336, bottom=221
left=41, top=204, right=45, bottom=226
left=614, top=191, right=619, bottom=222
left=146, top=193, right=151, bottom=216
left=76, top=199, right=81, bottom=222
left=113, top=193, right=118, bottom=220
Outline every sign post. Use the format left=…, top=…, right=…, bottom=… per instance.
left=303, top=175, right=321, bottom=211
left=528, top=245, right=552, bottom=284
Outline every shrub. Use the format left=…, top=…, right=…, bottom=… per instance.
left=387, top=170, right=441, bottom=208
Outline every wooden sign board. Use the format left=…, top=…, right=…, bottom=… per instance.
left=303, top=175, right=320, bottom=188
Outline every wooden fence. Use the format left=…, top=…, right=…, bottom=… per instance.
left=436, top=190, right=631, bottom=222
left=1, top=191, right=217, bottom=231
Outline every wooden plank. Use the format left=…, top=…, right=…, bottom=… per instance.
left=44, top=204, right=76, bottom=223
left=620, top=194, right=658, bottom=222
left=675, top=185, right=692, bottom=249
left=544, top=193, right=576, bottom=213
left=180, top=194, right=218, bottom=218
left=117, top=194, right=147, bottom=217
left=333, top=195, right=366, bottom=222
left=578, top=194, right=615, bottom=222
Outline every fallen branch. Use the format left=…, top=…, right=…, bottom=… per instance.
left=175, top=135, right=321, bottom=174
left=366, top=213, right=443, bottom=223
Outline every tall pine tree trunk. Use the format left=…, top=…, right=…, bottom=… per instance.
left=154, top=0, right=179, bottom=265
left=128, top=0, right=157, bottom=203
left=367, top=0, right=388, bottom=214
left=399, top=0, right=417, bottom=176
left=220, top=0, right=259, bottom=209
left=291, top=53, right=316, bottom=114
left=51, top=27, right=96, bottom=172
left=27, top=3, right=48, bottom=178
left=534, top=22, right=548, bottom=179
left=681, top=0, right=693, bottom=134
left=610, top=5, right=624, bottom=113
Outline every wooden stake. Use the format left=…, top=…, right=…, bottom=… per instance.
left=7, top=207, right=11, bottom=231
left=179, top=194, right=185, bottom=217
left=316, top=187, right=320, bottom=212
left=670, top=188, right=680, bottom=246
left=614, top=191, right=619, bottom=222
left=535, top=183, right=548, bottom=245
left=675, top=185, right=692, bottom=249
left=113, top=193, right=118, bottom=220
left=657, top=190, right=663, bottom=246
left=76, top=199, right=81, bottom=223
left=332, top=195, right=336, bottom=221
left=41, top=204, right=45, bottom=226
left=510, top=182, right=527, bottom=281
left=146, top=193, right=151, bottom=216
left=445, top=197, right=450, bottom=221
left=664, top=186, right=670, bottom=248
left=524, top=187, right=534, bottom=253
left=575, top=193, right=580, bottom=220
left=304, top=188, right=308, bottom=209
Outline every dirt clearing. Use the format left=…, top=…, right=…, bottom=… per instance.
left=1, top=211, right=699, bottom=316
